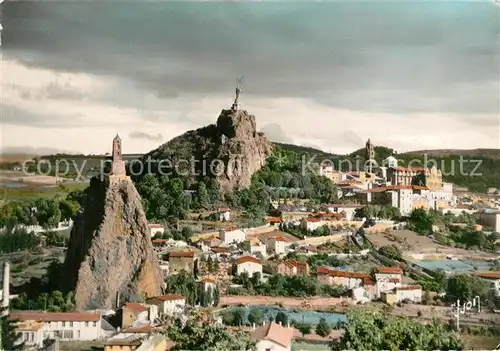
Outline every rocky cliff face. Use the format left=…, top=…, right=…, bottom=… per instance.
left=143, top=109, right=272, bottom=194
left=64, top=177, right=163, bottom=310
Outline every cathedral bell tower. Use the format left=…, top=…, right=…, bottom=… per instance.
left=365, top=138, right=375, bottom=174
left=108, top=134, right=129, bottom=186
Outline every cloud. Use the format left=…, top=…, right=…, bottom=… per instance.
left=259, top=123, right=294, bottom=144
left=129, top=131, right=163, bottom=142
left=2, top=1, right=499, bottom=117
left=2, top=59, right=498, bottom=156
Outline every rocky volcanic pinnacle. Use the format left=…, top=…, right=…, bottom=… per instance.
left=64, top=177, right=163, bottom=310
left=145, top=108, right=273, bottom=195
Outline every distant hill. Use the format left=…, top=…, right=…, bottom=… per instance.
left=402, top=148, right=500, bottom=160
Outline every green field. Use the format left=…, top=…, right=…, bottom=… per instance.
left=292, top=341, right=330, bottom=351
left=2, top=183, right=88, bottom=201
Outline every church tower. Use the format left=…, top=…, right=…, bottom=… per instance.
left=365, top=138, right=375, bottom=174
left=111, top=134, right=126, bottom=177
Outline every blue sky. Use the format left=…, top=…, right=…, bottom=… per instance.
left=2, top=1, right=499, bottom=154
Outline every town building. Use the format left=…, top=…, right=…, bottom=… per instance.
left=215, top=208, right=231, bottom=221
left=248, top=238, right=267, bottom=257
left=219, top=227, right=246, bottom=244
left=146, top=294, right=186, bottom=315
left=316, top=267, right=373, bottom=289
left=9, top=312, right=103, bottom=348
left=147, top=224, right=164, bottom=238
left=267, top=235, right=289, bottom=254
left=324, top=204, right=363, bottom=221
left=168, top=251, right=195, bottom=275
left=382, top=285, right=422, bottom=305
left=199, top=236, right=222, bottom=251
left=473, top=271, right=500, bottom=297
left=251, top=322, right=294, bottom=351
left=121, top=302, right=154, bottom=329
left=300, top=217, right=323, bottom=231
left=275, top=260, right=309, bottom=277
left=235, top=256, right=262, bottom=277
left=478, top=211, right=500, bottom=233
left=104, top=335, right=167, bottom=351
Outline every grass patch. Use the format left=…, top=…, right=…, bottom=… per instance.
left=3, top=183, right=88, bottom=201
left=292, top=341, right=330, bottom=351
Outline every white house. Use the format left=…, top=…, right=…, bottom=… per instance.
left=251, top=322, right=294, bottom=351
left=474, top=271, right=500, bottom=297
left=300, top=217, right=323, bottom=231
left=148, top=223, right=165, bottom=237
left=220, top=227, right=246, bottom=244
left=236, top=256, right=262, bottom=277
left=9, top=312, right=103, bottom=348
left=267, top=236, right=289, bottom=255
left=325, top=204, right=363, bottom=221
left=146, top=294, right=186, bottom=316
left=248, top=238, right=267, bottom=258
left=395, top=285, right=422, bottom=303
left=215, top=208, right=231, bottom=221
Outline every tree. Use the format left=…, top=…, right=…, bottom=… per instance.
left=164, top=271, right=196, bottom=305
left=275, top=311, right=288, bottom=326
left=409, top=209, right=433, bottom=235
left=0, top=310, right=24, bottom=350
left=248, top=308, right=264, bottom=326
left=446, top=275, right=490, bottom=302
left=378, top=245, right=402, bottom=261
left=330, top=310, right=463, bottom=351
left=164, top=311, right=256, bottom=351
left=294, top=321, right=312, bottom=336
left=213, top=286, right=220, bottom=307
left=316, top=317, right=332, bottom=337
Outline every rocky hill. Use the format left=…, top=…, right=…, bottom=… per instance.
left=63, top=177, right=163, bottom=310
left=140, top=108, right=273, bottom=194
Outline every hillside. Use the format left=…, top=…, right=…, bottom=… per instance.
left=402, top=148, right=500, bottom=160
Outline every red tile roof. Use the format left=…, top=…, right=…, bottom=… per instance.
left=169, top=251, right=195, bottom=258
left=200, top=278, right=217, bottom=284
left=124, top=302, right=148, bottom=313
left=224, top=226, right=240, bottom=232
left=266, top=217, right=283, bottom=224
left=152, top=239, right=169, bottom=244
left=375, top=266, right=403, bottom=274
left=317, top=267, right=371, bottom=280
left=212, top=247, right=230, bottom=254
left=251, top=322, right=294, bottom=348
left=397, top=285, right=422, bottom=291
left=274, top=236, right=287, bottom=242
left=9, top=312, right=100, bottom=322
left=218, top=208, right=231, bottom=212
left=474, top=271, right=500, bottom=280
left=236, top=256, right=261, bottom=265
left=305, top=217, right=321, bottom=223
left=363, top=185, right=428, bottom=193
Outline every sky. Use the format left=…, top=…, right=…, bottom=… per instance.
left=1, top=0, right=499, bottom=155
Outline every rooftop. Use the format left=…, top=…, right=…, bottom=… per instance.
left=251, top=322, right=294, bottom=348
left=9, top=312, right=101, bottom=322
left=124, top=302, right=148, bottom=313
left=375, top=266, right=403, bottom=274
left=169, top=251, right=195, bottom=258
left=474, top=271, right=500, bottom=280
left=147, top=294, right=185, bottom=302
left=236, top=256, right=261, bottom=265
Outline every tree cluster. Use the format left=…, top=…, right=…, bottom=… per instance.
left=11, top=290, right=74, bottom=312
left=230, top=273, right=347, bottom=298
left=331, top=310, right=463, bottom=351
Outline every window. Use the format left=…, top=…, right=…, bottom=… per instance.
left=265, top=349, right=271, bottom=351
left=30, top=332, right=34, bottom=342
left=62, top=322, right=66, bottom=327
left=85, top=322, right=89, bottom=327
left=62, top=330, right=73, bottom=339
left=69, top=322, right=73, bottom=327
left=92, top=321, right=97, bottom=327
